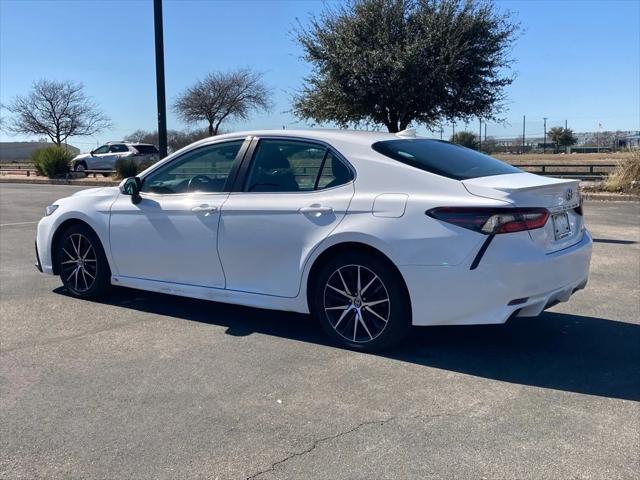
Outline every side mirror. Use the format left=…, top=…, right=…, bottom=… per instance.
left=90, top=150, right=95, bottom=156
left=119, top=177, right=142, bottom=205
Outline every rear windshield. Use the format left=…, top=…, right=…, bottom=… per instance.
left=371, top=139, right=521, bottom=180
left=133, top=145, right=159, bottom=154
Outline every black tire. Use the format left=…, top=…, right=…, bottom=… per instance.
left=311, top=251, right=411, bottom=352
left=73, top=161, right=88, bottom=176
left=56, top=224, right=110, bottom=299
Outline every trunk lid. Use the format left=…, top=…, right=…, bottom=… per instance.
left=462, top=172, right=583, bottom=253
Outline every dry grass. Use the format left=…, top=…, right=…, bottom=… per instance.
left=495, top=151, right=634, bottom=165
left=603, top=150, right=640, bottom=193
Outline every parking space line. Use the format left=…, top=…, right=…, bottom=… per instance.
left=0, top=221, right=38, bottom=227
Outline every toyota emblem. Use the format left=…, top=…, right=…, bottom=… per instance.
left=565, top=188, right=574, bottom=201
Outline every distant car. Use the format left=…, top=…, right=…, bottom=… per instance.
left=71, top=142, right=160, bottom=172
left=36, top=129, right=591, bottom=351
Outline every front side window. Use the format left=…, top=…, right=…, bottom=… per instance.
left=245, top=139, right=352, bottom=193
left=93, top=145, right=109, bottom=154
left=372, top=139, right=521, bottom=180
left=141, top=140, right=243, bottom=194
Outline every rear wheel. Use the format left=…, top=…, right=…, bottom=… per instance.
left=311, top=251, right=411, bottom=351
left=56, top=225, right=110, bottom=298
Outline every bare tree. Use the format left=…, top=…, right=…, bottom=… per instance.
left=174, top=69, right=271, bottom=136
left=3, top=79, right=111, bottom=145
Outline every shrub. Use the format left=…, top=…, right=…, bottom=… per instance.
left=450, top=131, right=479, bottom=150
left=115, top=158, right=139, bottom=179
left=604, top=150, right=640, bottom=193
left=31, top=146, right=72, bottom=178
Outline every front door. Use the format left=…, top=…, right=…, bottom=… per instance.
left=218, top=138, right=355, bottom=297
left=109, top=139, right=247, bottom=288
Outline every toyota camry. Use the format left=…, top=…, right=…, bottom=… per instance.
left=36, top=129, right=592, bottom=351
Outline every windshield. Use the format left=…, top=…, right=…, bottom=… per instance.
left=371, top=139, right=521, bottom=180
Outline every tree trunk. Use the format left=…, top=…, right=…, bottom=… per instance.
left=384, top=110, right=400, bottom=132
left=208, top=122, right=214, bottom=136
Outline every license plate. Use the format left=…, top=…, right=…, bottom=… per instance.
left=552, top=212, right=571, bottom=240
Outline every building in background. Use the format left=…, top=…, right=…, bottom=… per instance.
left=0, top=142, right=80, bottom=162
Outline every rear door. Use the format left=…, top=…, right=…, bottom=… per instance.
left=463, top=173, right=583, bottom=252
left=217, top=137, right=355, bottom=297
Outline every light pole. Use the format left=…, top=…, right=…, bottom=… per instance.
left=154, top=0, right=168, bottom=159
left=543, top=117, right=548, bottom=154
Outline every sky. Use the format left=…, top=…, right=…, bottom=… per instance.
left=1, top=0, right=638, bottom=150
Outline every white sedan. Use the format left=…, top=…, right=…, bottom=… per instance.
left=36, top=129, right=592, bottom=351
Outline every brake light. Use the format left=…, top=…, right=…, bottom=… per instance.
left=426, top=207, right=549, bottom=234
left=573, top=198, right=583, bottom=216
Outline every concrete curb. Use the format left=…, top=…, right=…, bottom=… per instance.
left=0, top=177, right=116, bottom=187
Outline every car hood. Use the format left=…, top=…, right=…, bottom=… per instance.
left=73, top=153, right=92, bottom=161
left=71, top=187, right=120, bottom=198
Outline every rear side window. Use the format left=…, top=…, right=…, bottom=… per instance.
left=245, top=139, right=353, bottom=193
left=372, top=139, right=521, bottom=180
left=133, top=145, right=159, bottom=154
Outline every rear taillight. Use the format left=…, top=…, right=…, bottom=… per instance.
left=426, top=207, right=550, bottom=234
left=574, top=197, right=583, bottom=216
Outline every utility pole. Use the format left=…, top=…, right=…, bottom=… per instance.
left=522, top=115, right=526, bottom=154
left=565, top=119, right=568, bottom=130
left=478, top=119, right=482, bottom=151
left=543, top=117, right=548, bottom=154
left=154, top=0, right=168, bottom=159
left=484, top=123, right=487, bottom=143
left=452, top=120, right=455, bottom=139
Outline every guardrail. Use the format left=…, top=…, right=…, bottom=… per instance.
left=0, top=166, right=117, bottom=178
left=513, top=163, right=617, bottom=180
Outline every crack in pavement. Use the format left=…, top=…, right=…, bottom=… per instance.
left=245, top=413, right=466, bottom=479
left=246, top=417, right=396, bottom=479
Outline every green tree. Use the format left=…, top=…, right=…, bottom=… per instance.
left=548, top=127, right=578, bottom=153
left=450, top=131, right=479, bottom=149
left=293, top=0, right=519, bottom=132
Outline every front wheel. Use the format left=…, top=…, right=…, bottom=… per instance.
left=311, top=251, right=411, bottom=352
left=56, top=225, right=110, bottom=298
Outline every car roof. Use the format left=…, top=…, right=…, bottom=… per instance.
left=204, top=129, right=420, bottom=147
left=104, top=141, right=156, bottom=146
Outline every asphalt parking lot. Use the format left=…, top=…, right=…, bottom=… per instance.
left=1, top=183, right=638, bottom=479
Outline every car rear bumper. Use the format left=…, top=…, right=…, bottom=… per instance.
left=400, top=229, right=592, bottom=326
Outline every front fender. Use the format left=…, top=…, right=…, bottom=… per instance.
left=36, top=191, right=119, bottom=275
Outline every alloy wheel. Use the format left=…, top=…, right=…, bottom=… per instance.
left=60, top=233, right=98, bottom=293
left=323, top=264, right=391, bottom=343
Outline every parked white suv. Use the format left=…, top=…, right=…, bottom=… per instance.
left=72, top=142, right=160, bottom=172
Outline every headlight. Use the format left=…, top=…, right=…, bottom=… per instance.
left=45, top=204, right=59, bottom=216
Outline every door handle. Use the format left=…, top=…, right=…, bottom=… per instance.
left=191, top=204, right=218, bottom=213
left=299, top=204, right=333, bottom=215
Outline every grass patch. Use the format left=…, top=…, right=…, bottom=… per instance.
left=603, top=150, right=640, bottom=193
